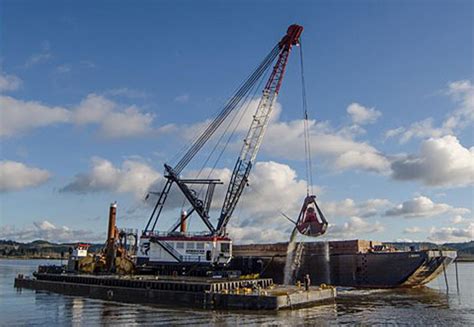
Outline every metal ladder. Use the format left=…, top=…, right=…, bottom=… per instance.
left=290, top=242, right=305, bottom=281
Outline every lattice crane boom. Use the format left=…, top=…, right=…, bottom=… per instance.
left=217, top=25, right=303, bottom=235
left=143, top=24, right=303, bottom=237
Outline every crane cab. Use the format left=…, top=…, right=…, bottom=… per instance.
left=137, top=232, right=232, bottom=269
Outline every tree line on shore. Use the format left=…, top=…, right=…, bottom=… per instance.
left=1, top=239, right=473, bottom=261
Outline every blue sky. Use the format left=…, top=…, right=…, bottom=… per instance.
left=0, top=0, right=472, bottom=244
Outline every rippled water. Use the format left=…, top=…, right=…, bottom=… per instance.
left=1, top=259, right=473, bottom=326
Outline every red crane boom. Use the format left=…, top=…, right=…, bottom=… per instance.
left=217, top=25, right=303, bottom=235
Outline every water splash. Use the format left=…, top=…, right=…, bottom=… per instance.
left=283, top=228, right=298, bottom=285
left=323, top=241, right=331, bottom=284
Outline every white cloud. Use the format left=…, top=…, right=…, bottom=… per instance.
left=100, top=106, right=154, bottom=138
left=80, top=60, right=96, bottom=69
left=155, top=159, right=319, bottom=221
left=0, top=220, right=103, bottom=243
left=55, top=64, right=72, bottom=74
left=427, top=223, right=474, bottom=243
left=227, top=225, right=289, bottom=244
left=327, top=217, right=384, bottom=238
left=0, top=96, right=70, bottom=137
left=386, top=80, right=474, bottom=143
left=444, top=80, right=474, bottom=131
left=195, top=161, right=322, bottom=240
left=384, top=196, right=470, bottom=218
left=74, top=94, right=155, bottom=138
left=323, top=198, right=391, bottom=218
left=61, top=158, right=323, bottom=243
left=60, top=157, right=161, bottom=199
left=1, top=93, right=155, bottom=138
left=146, top=159, right=318, bottom=219
left=347, top=103, right=381, bottom=125
left=240, top=161, right=322, bottom=218
left=450, top=215, right=471, bottom=224
left=262, top=118, right=390, bottom=173
left=390, top=135, right=474, bottom=187
left=0, top=71, right=22, bottom=92
left=386, top=118, right=445, bottom=144
left=104, top=88, right=148, bottom=99
left=404, top=227, right=422, bottom=234
left=384, top=127, right=404, bottom=140
left=161, top=98, right=389, bottom=174
left=23, top=41, right=52, bottom=68
left=177, top=99, right=282, bottom=142
left=0, top=161, right=51, bottom=192
left=73, top=94, right=115, bottom=124
left=24, top=53, right=52, bottom=68
left=333, top=149, right=389, bottom=173
left=174, top=94, right=190, bottom=103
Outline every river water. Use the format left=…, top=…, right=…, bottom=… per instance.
left=0, top=259, right=473, bottom=326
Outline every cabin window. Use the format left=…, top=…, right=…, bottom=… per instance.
left=176, top=242, right=184, bottom=249
left=196, top=243, right=204, bottom=250
left=220, top=243, right=230, bottom=253
left=186, top=242, right=195, bottom=249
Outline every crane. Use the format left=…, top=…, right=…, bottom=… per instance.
left=217, top=25, right=303, bottom=235
left=137, top=24, right=326, bottom=271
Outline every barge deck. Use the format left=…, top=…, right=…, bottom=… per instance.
left=14, top=273, right=336, bottom=310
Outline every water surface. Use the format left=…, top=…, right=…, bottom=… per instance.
left=1, top=259, right=472, bottom=326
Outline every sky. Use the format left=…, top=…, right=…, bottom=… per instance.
left=0, top=0, right=473, bottom=245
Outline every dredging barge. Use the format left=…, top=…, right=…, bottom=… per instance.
left=13, top=23, right=455, bottom=311
left=232, top=240, right=457, bottom=288
left=14, top=24, right=337, bottom=310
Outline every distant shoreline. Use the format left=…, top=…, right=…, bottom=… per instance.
left=2, top=239, right=473, bottom=262
left=1, top=255, right=473, bottom=262
left=0, top=256, right=63, bottom=260
left=454, top=257, right=474, bottom=262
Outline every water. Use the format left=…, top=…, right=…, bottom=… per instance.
left=283, top=228, right=298, bottom=285
left=1, top=259, right=473, bottom=326
left=322, top=241, right=331, bottom=285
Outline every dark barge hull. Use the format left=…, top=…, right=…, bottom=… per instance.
left=231, top=240, right=457, bottom=288
left=14, top=273, right=336, bottom=310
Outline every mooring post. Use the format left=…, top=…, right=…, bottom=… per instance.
left=455, top=260, right=460, bottom=294
left=440, top=250, right=449, bottom=293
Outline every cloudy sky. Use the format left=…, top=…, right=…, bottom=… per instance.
left=0, top=1, right=472, bottom=244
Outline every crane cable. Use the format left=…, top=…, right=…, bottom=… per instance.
left=174, top=45, right=280, bottom=174
left=299, top=41, right=314, bottom=195
left=169, top=46, right=278, bottom=229
left=186, top=73, right=267, bottom=228
left=221, top=41, right=314, bottom=229
left=237, top=42, right=316, bottom=228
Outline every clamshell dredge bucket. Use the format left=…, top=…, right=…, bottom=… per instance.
left=296, top=195, right=328, bottom=237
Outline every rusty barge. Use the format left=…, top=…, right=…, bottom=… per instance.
left=231, top=240, right=457, bottom=288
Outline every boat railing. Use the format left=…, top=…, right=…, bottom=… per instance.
left=142, top=231, right=213, bottom=238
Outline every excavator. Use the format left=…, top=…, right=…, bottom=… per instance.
left=74, top=202, right=137, bottom=275
left=136, top=24, right=328, bottom=274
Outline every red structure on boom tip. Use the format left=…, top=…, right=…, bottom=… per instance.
left=279, top=24, right=304, bottom=48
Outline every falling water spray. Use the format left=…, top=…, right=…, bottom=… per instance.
left=283, top=228, right=299, bottom=285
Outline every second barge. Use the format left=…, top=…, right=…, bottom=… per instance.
left=232, top=240, right=457, bottom=288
